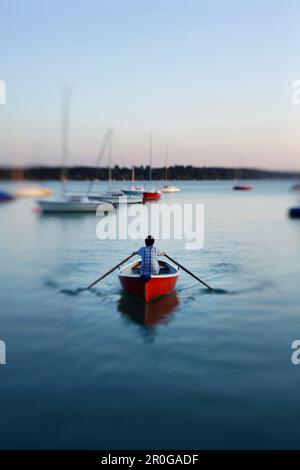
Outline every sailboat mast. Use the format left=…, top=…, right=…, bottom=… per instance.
left=149, top=131, right=152, bottom=183
left=108, top=129, right=112, bottom=191
left=165, top=145, right=168, bottom=181
left=87, top=127, right=111, bottom=195
left=61, top=85, right=71, bottom=196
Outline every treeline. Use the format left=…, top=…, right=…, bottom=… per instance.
left=0, top=165, right=299, bottom=181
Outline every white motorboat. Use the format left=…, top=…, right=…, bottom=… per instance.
left=37, top=194, right=115, bottom=214
left=160, top=185, right=181, bottom=193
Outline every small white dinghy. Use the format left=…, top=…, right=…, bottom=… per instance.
left=37, top=194, right=115, bottom=214
left=160, top=185, right=181, bottom=193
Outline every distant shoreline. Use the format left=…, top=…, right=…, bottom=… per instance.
left=1, top=165, right=299, bottom=181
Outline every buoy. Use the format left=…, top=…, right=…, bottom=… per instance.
left=289, top=207, right=300, bottom=218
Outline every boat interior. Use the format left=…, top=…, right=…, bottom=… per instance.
left=121, top=260, right=178, bottom=276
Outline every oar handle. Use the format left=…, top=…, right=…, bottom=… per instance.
left=86, top=253, right=135, bottom=290
left=164, top=253, right=215, bottom=292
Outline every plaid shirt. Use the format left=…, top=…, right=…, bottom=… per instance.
left=138, top=246, right=161, bottom=275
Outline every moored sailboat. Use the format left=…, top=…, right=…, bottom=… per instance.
left=122, top=165, right=145, bottom=196
left=38, top=89, right=115, bottom=214
left=232, top=159, right=253, bottom=191
left=143, top=132, right=161, bottom=202
left=38, top=194, right=115, bottom=214
left=233, top=185, right=253, bottom=191
left=160, top=146, right=180, bottom=193
left=88, top=130, right=143, bottom=204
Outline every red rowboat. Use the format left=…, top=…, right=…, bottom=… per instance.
left=118, top=260, right=179, bottom=302
left=233, top=185, right=253, bottom=191
left=143, top=190, right=161, bottom=201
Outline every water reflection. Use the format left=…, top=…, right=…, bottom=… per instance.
left=118, top=292, right=180, bottom=329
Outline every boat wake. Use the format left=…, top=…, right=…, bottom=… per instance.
left=178, top=278, right=274, bottom=297
left=44, top=279, right=60, bottom=289
left=60, top=287, right=87, bottom=296
left=202, top=279, right=274, bottom=296
left=176, top=284, right=227, bottom=295
left=59, top=286, right=121, bottom=300
left=210, top=262, right=240, bottom=274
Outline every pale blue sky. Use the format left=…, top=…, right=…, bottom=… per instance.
left=0, top=0, right=299, bottom=169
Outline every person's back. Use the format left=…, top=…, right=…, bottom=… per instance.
left=134, top=235, right=164, bottom=277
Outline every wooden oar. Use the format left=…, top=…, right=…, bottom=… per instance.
left=85, top=253, right=135, bottom=290
left=164, top=253, right=215, bottom=292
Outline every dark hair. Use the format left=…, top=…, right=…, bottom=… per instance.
left=145, top=235, right=155, bottom=246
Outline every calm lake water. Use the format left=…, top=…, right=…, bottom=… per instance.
left=0, top=180, right=300, bottom=450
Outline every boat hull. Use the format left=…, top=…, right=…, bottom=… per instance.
left=233, top=185, right=253, bottom=191
left=118, top=261, right=179, bottom=302
left=161, top=186, right=181, bottom=193
left=143, top=191, right=161, bottom=201
left=289, top=207, right=300, bottom=219
left=38, top=198, right=115, bottom=213
left=122, top=189, right=144, bottom=196
left=97, top=194, right=143, bottom=204
left=0, top=190, right=14, bottom=202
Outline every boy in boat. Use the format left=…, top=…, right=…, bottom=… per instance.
left=133, top=235, right=165, bottom=280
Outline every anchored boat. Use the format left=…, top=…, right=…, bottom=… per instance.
left=233, top=185, right=253, bottom=191
left=118, top=260, right=180, bottom=302
left=142, top=132, right=161, bottom=202
left=289, top=207, right=300, bottom=218
left=160, top=147, right=180, bottom=193
left=160, top=185, right=180, bottom=193
left=292, top=183, right=300, bottom=192
left=122, top=187, right=145, bottom=196
left=143, top=190, right=161, bottom=201
left=97, top=191, right=143, bottom=204
left=122, top=165, right=145, bottom=196
left=0, top=190, right=14, bottom=202
left=37, top=194, right=115, bottom=213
